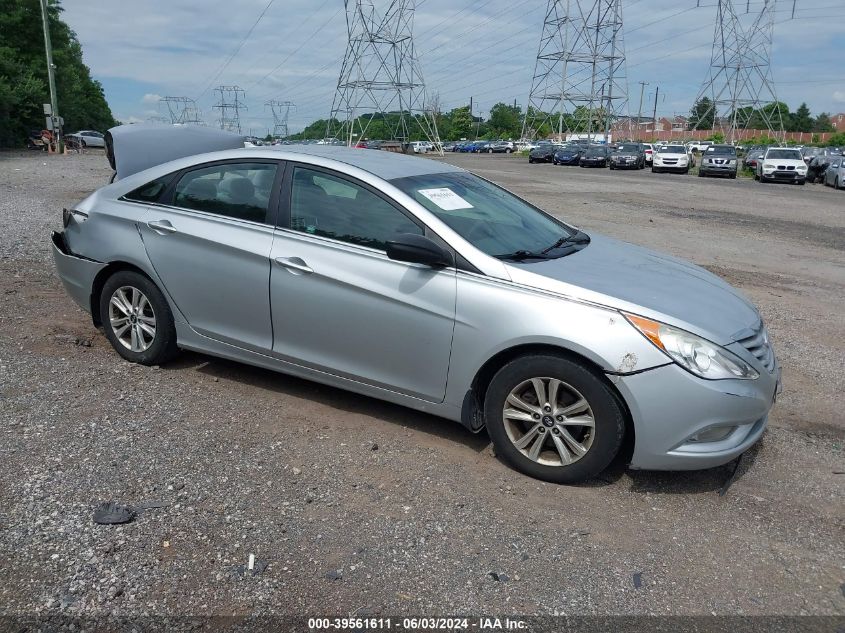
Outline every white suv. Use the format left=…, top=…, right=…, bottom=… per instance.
left=756, top=147, right=808, bottom=185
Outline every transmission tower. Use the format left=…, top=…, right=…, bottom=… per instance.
left=522, top=0, right=627, bottom=142
left=213, top=86, right=247, bottom=133
left=328, top=0, right=442, bottom=152
left=159, top=96, right=204, bottom=125
left=690, top=0, right=785, bottom=142
left=265, top=100, right=295, bottom=139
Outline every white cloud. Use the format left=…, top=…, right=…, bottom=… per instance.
left=141, top=93, right=163, bottom=104
left=834, top=91, right=845, bottom=104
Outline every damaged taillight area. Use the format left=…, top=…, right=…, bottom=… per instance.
left=62, top=207, right=89, bottom=228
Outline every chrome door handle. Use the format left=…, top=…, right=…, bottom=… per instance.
left=274, top=257, right=313, bottom=274
left=147, top=220, right=177, bottom=234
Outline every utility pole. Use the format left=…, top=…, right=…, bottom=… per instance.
left=651, top=85, right=659, bottom=140
left=636, top=81, right=648, bottom=140
left=39, top=0, right=62, bottom=151
left=523, top=0, right=627, bottom=141
left=691, top=0, right=785, bottom=141
left=328, top=0, right=442, bottom=153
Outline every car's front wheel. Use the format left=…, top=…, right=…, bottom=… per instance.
left=484, top=355, right=626, bottom=483
left=100, top=271, right=178, bottom=366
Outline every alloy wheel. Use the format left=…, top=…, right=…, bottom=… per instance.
left=108, top=286, right=157, bottom=352
left=502, top=377, right=595, bottom=467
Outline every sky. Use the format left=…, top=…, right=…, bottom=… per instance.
left=60, top=0, right=845, bottom=135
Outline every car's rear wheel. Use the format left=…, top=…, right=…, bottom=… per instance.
left=836, top=177, right=841, bottom=190
left=100, top=271, right=178, bottom=366
left=484, top=355, right=626, bottom=483
left=81, top=140, right=87, bottom=148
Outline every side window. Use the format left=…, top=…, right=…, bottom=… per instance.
left=289, top=166, right=422, bottom=251
left=124, top=173, right=176, bottom=203
left=172, top=162, right=277, bottom=223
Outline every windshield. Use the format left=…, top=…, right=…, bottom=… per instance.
left=706, top=145, right=737, bottom=156
left=585, top=147, right=606, bottom=157
left=390, top=172, right=575, bottom=258
left=767, top=149, right=803, bottom=160
left=615, top=144, right=640, bottom=153
left=659, top=145, right=686, bottom=153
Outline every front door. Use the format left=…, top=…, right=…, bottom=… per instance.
left=269, top=165, right=456, bottom=402
left=139, top=160, right=282, bottom=351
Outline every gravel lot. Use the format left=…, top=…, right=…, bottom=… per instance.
left=1, top=150, right=843, bottom=620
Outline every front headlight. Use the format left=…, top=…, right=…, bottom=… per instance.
left=624, top=314, right=759, bottom=380
left=763, top=162, right=775, bottom=170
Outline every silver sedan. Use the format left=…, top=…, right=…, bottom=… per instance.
left=52, top=140, right=780, bottom=483
left=823, top=156, right=845, bottom=189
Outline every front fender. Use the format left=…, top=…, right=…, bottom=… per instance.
left=445, top=272, right=670, bottom=408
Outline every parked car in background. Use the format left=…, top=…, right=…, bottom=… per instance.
left=52, top=140, right=780, bottom=483
left=410, top=141, right=429, bottom=154
left=743, top=149, right=765, bottom=171
left=823, top=156, right=845, bottom=189
left=699, top=145, right=738, bottom=179
left=609, top=143, right=645, bottom=170
left=642, top=143, right=654, bottom=165
left=801, top=146, right=820, bottom=164
left=687, top=140, right=714, bottom=153
left=580, top=145, right=610, bottom=168
left=652, top=145, right=691, bottom=174
left=807, top=149, right=842, bottom=183
left=528, top=143, right=559, bottom=163
left=553, top=145, right=584, bottom=166
left=756, top=147, right=807, bottom=184
left=440, top=142, right=456, bottom=152
left=487, top=141, right=516, bottom=153
left=67, top=130, right=106, bottom=148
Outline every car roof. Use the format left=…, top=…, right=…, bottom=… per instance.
left=262, top=144, right=464, bottom=180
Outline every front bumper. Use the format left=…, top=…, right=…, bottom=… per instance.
left=700, top=164, right=737, bottom=176
left=654, top=161, right=689, bottom=172
left=614, top=360, right=779, bottom=471
left=610, top=158, right=639, bottom=168
left=51, top=231, right=105, bottom=314
left=555, top=156, right=580, bottom=165
left=580, top=159, right=606, bottom=167
left=762, top=170, right=805, bottom=182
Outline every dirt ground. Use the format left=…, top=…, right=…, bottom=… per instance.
left=0, top=150, right=842, bottom=621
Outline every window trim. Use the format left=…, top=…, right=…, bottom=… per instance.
left=158, top=158, right=286, bottom=226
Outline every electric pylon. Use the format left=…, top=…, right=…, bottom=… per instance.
left=522, top=0, right=627, bottom=142
left=690, top=0, right=785, bottom=142
left=213, top=86, right=247, bottom=133
left=265, top=100, right=295, bottom=139
left=328, top=0, right=442, bottom=153
left=159, top=96, right=204, bottom=125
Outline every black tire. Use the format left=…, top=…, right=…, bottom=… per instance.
left=730, top=172, right=737, bottom=179
left=81, top=139, right=87, bottom=148
left=651, top=167, right=659, bottom=173
left=835, top=177, right=840, bottom=190
left=698, top=170, right=705, bottom=177
left=528, top=158, right=534, bottom=164
left=798, top=179, right=805, bottom=186
left=683, top=168, right=689, bottom=175
left=99, top=270, right=178, bottom=366
left=506, top=148, right=512, bottom=153
left=484, top=354, right=626, bottom=484
left=487, top=148, right=493, bottom=153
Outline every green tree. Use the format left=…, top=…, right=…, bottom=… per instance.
left=688, top=97, right=715, bottom=130
left=814, top=112, right=834, bottom=132
left=448, top=106, right=473, bottom=140
left=791, top=102, right=813, bottom=132
left=0, top=0, right=116, bottom=146
left=487, top=102, right=521, bottom=139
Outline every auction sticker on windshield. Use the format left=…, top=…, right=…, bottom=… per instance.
left=418, top=188, right=474, bottom=211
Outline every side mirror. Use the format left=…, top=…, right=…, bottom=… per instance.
left=386, top=233, right=452, bottom=268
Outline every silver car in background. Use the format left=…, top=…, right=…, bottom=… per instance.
left=823, top=156, right=845, bottom=189
left=52, top=142, right=780, bottom=483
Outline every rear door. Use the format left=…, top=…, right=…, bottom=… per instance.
left=138, top=159, right=283, bottom=352
left=269, top=164, right=457, bottom=401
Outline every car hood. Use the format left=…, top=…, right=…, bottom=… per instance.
left=656, top=153, right=686, bottom=158
left=506, top=234, right=759, bottom=344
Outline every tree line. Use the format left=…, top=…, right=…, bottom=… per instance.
left=0, top=0, right=116, bottom=147
left=688, top=97, right=836, bottom=133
